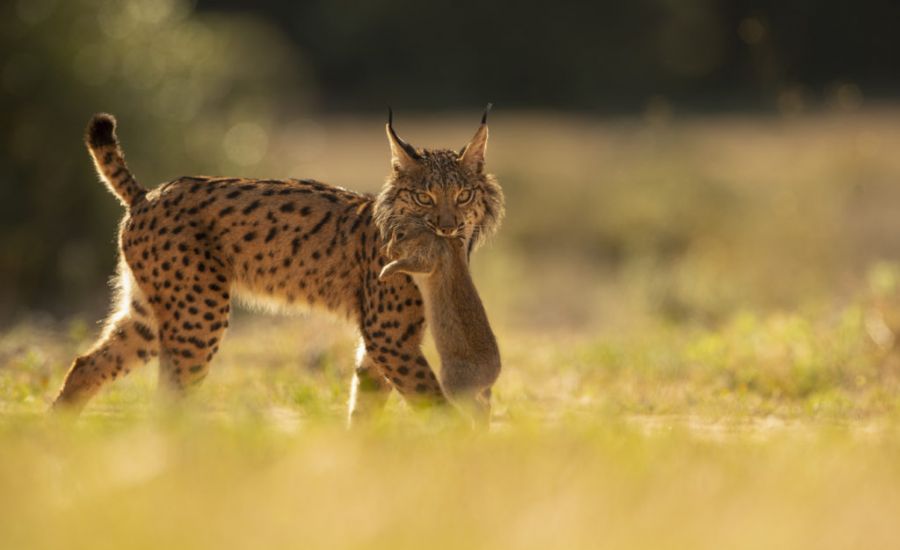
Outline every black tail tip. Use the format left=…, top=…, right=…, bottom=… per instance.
left=86, top=113, right=117, bottom=148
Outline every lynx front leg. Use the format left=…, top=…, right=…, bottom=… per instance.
left=347, top=343, right=392, bottom=426
left=360, top=321, right=446, bottom=409
left=362, top=266, right=447, bottom=410
left=369, top=349, right=445, bottom=408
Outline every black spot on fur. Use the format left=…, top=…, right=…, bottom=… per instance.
left=242, top=200, right=261, bottom=215
left=133, top=322, right=155, bottom=342
left=131, top=300, right=148, bottom=316
left=308, top=212, right=332, bottom=236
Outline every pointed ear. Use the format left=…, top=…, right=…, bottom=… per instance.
left=386, top=107, right=420, bottom=173
left=459, top=103, right=492, bottom=173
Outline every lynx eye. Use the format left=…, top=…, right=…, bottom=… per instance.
left=412, top=191, right=434, bottom=206
left=456, top=189, right=474, bottom=205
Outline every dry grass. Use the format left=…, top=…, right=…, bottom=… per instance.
left=4, top=109, right=900, bottom=548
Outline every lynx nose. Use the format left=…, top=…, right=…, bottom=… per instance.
left=435, top=210, right=458, bottom=236
left=435, top=223, right=459, bottom=237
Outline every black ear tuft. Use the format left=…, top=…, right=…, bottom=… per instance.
left=481, top=103, right=493, bottom=125
left=86, top=113, right=118, bottom=148
left=386, top=108, right=421, bottom=161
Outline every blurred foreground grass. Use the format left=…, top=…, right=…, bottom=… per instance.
left=2, top=302, right=900, bottom=549
left=2, top=411, right=899, bottom=550
left=4, top=111, right=900, bottom=548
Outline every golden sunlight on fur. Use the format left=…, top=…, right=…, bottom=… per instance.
left=53, top=110, right=504, bottom=424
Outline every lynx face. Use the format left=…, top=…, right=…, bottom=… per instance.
left=374, top=112, right=504, bottom=258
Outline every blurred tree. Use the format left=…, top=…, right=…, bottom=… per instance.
left=200, top=0, right=900, bottom=111
left=3, top=0, right=900, bottom=320
left=0, top=0, right=311, bottom=321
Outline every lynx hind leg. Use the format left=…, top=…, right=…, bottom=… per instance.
left=53, top=274, right=159, bottom=413
left=152, top=272, right=232, bottom=395
left=379, top=257, right=432, bottom=280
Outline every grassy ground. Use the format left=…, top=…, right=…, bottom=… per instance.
left=4, top=109, right=900, bottom=548
left=2, top=300, right=899, bottom=549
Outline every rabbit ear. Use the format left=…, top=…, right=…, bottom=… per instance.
left=386, top=107, right=421, bottom=172
left=459, top=103, right=492, bottom=173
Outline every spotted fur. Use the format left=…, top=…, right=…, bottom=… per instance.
left=53, top=112, right=504, bottom=423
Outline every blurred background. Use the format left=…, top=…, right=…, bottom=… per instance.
left=5, top=6, right=900, bottom=545
left=5, top=5, right=900, bottom=545
left=2, top=0, right=900, bottom=332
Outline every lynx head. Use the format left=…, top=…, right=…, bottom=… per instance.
left=373, top=106, right=504, bottom=257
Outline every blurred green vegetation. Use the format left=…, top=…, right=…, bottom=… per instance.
left=5, top=260, right=900, bottom=420
left=3, top=0, right=900, bottom=426
left=202, top=0, right=900, bottom=111
left=2, top=413, right=900, bottom=550
left=0, top=0, right=307, bottom=317
left=2, top=304, right=900, bottom=549
left=3, top=0, right=900, bottom=324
